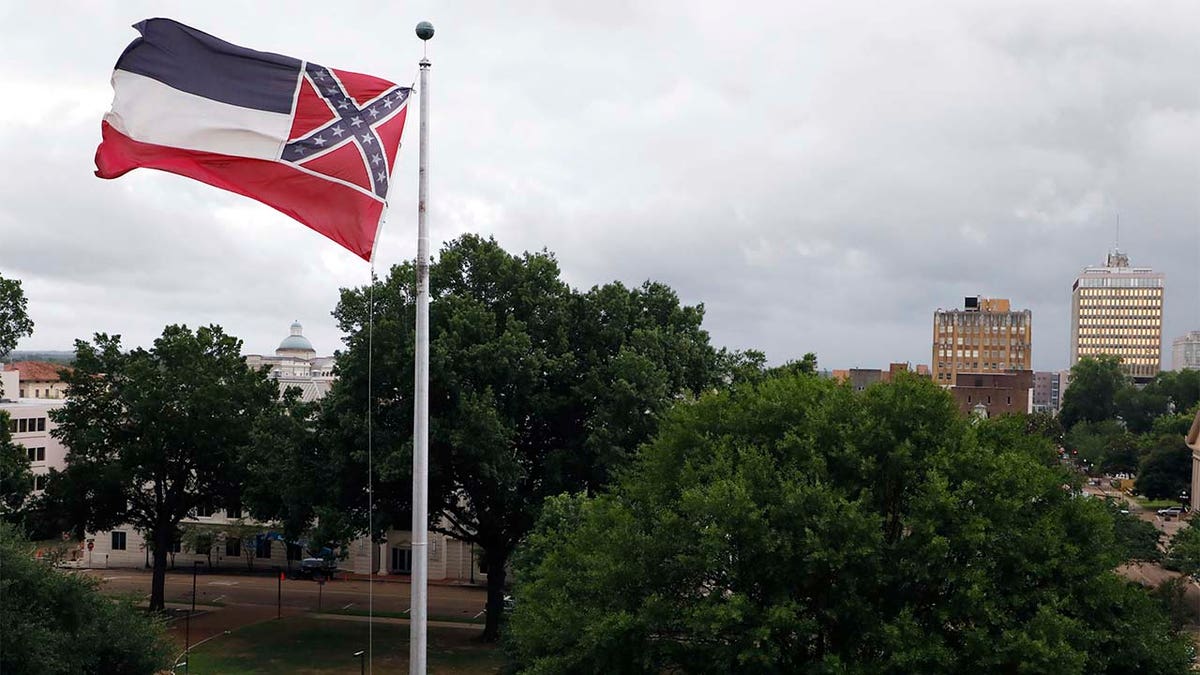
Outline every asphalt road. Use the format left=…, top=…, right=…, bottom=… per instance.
left=92, top=568, right=487, bottom=620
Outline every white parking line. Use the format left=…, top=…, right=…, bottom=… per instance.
left=102, top=576, right=131, bottom=581
left=207, top=581, right=239, bottom=586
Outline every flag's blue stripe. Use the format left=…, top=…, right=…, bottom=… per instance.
left=115, top=18, right=301, bottom=115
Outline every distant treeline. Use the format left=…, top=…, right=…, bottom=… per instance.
left=7, top=351, right=75, bottom=364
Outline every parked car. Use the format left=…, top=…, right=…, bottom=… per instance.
left=295, top=557, right=338, bottom=580
left=1157, top=506, right=1184, bottom=517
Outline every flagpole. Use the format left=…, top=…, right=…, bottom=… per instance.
left=411, top=19, right=434, bottom=675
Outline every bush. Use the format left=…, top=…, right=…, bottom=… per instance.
left=0, top=523, right=171, bottom=673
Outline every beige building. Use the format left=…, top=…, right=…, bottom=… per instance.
left=1070, top=250, right=1163, bottom=384
left=933, top=296, right=1032, bottom=385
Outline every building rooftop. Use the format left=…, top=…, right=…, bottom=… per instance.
left=277, top=321, right=316, bottom=353
left=3, top=361, right=71, bottom=382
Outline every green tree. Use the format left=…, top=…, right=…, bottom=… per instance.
left=0, top=273, right=34, bottom=363
left=1024, top=410, right=1065, bottom=448
left=509, top=373, right=1192, bottom=674
left=1106, top=500, right=1161, bottom=562
left=1115, top=385, right=1170, bottom=435
left=0, top=523, right=171, bottom=673
left=1134, top=437, right=1191, bottom=501
left=1166, top=523, right=1200, bottom=582
left=0, top=411, right=33, bottom=519
left=324, top=235, right=725, bottom=640
left=241, top=388, right=323, bottom=542
left=1059, top=355, right=1129, bottom=431
left=180, top=523, right=219, bottom=568
left=1064, top=419, right=1129, bottom=472
left=48, top=325, right=276, bottom=611
left=1148, top=369, right=1200, bottom=418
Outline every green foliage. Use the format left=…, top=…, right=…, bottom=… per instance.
left=1150, top=404, right=1199, bottom=438
left=1115, top=384, right=1169, bottom=435
left=1133, top=437, right=1191, bottom=501
left=1166, top=523, right=1200, bottom=580
left=46, top=325, right=277, bottom=610
left=221, top=519, right=268, bottom=571
left=1024, top=410, right=1065, bottom=448
left=1150, top=576, right=1192, bottom=630
left=509, top=373, right=1193, bottom=674
left=180, top=523, right=219, bottom=566
left=1065, top=420, right=1138, bottom=474
left=325, top=235, right=726, bottom=640
left=0, top=410, right=33, bottom=517
left=1106, top=500, right=1161, bottom=562
left=0, top=523, right=171, bottom=673
left=241, top=388, right=325, bottom=543
left=1059, top=355, right=1128, bottom=431
left=0, top=273, right=34, bottom=362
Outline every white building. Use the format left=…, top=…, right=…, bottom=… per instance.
left=1, top=380, right=67, bottom=498
left=1173, top=331, right=1200, bottom=371
left=244, top=321, right=336, bottom=402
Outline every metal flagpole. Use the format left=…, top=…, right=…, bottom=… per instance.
left=411, top=19, right=434, bottom=675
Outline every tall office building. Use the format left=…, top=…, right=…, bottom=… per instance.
left=1173, top=331, right=1200, bottom=371
left=933, top=296, right=1032, bottom=385
left=1070, top=250, right=1163, bottom=383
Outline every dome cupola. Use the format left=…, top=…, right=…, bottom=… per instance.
left=276, top=320, right=316, bottom=357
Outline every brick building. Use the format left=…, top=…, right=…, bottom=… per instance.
left=950, top=371, right=1034, bottom=417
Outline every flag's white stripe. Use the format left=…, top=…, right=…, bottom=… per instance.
left=105, top=70, right=292, bottom=160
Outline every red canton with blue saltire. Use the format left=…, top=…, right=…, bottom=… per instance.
left=95, top=18, right=410, bottom=260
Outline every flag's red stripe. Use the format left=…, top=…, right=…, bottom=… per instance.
left=95, top=121, right=382, bottom=260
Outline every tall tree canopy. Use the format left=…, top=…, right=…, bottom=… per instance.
left=0, top=523, right=170, bottom=673
left=0, top=273, right=34, bottom=363
left=48, top=325, right=277, bottom=610
left=324, top=234, right=727, bottom=639
left=508, top=373, right=1192, bottom=674
left=1059, top=355, right=1128, bottom=430
left=1133, top=436, right=1191, bottom=501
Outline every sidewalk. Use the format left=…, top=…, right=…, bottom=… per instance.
left=338, top=571, right=483, bottom=587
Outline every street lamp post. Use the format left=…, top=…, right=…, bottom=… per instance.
left=183, top=560, right=202, bottom=674
left=354, top=649, right=366, bottom=675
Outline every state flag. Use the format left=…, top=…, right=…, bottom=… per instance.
left=95, top=18, right=410, bottom=260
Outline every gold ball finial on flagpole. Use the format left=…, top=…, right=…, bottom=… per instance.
left=415, top=21, right=434, bottom=41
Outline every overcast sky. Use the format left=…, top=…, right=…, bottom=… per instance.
left=1, top=1, right=1197, bottom=371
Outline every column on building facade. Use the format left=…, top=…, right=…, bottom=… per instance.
left=377, top=540, right=390, bottom=576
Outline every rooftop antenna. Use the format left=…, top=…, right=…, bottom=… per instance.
left=1115, top=208, right=1120, bottom=251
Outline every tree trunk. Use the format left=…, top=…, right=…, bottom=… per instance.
left=149, top=529, right=170, bottom=612
left=482, top=552, right=508, bottom=642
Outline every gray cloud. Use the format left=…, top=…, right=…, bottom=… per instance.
left=1, top=0, right=1196, bottom=372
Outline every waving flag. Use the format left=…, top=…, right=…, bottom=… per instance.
left=95, top=18, right=410, bottom=260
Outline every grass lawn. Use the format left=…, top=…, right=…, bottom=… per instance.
left=185, top=616, right=503, bottom=674
left=1136, top=497, right=1185, bottom=510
